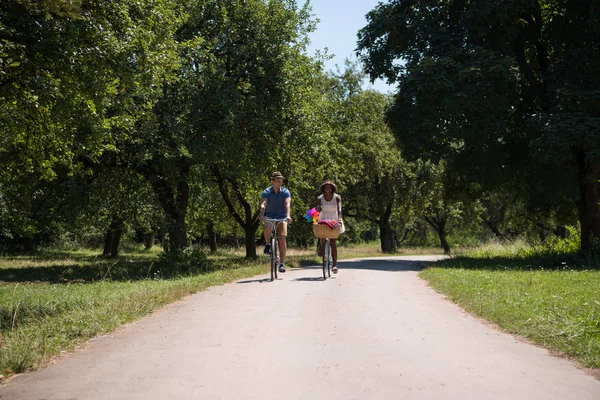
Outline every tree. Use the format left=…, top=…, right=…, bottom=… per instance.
left=357, top=0, right=600, bottom=249
left=314, top=61, right=406, bottom=252
left=412, top=161, right=468, bottom=254
left=171, top=0, right=323, bottom=258
left=0, top=0, right=183, bottom=250
left=340, top=91, right=407, bottom=253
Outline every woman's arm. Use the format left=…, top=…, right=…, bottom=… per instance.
left=336, top=195, right=343, bottom=221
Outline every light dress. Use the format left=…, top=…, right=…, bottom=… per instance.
left=318, top=194, right=338, bottom=221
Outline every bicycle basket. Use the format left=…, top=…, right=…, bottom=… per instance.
left=313, top=224, right=340, bottom=239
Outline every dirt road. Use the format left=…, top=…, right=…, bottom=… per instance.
left=1, top=256, right=599, bottom=399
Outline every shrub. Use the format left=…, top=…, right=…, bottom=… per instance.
left=155, top=246, right=214, bottom=277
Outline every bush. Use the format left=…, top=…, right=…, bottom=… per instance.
left=155, top=246, right=214, bottom=277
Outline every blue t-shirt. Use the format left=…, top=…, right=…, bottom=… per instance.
left=262, top=186, right=290, bottom=219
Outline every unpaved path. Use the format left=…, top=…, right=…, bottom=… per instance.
left=1, top=256, right=599, bottom=399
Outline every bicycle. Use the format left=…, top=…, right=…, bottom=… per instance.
left=321, top=238, right=332, bottom=280
left=313, top=223, right=340, bottom=280
left=264, top=218, right=287, bottom=281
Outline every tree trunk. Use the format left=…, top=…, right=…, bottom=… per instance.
left=575, top=157, right=600, bottom=250
left=486, top=221, right=506, bottom=241
left=110, top=228, right=122, bottom=258
left=144, top=232, right=155, bottom=250
left=554, top=226, right=568, bottom=239
left=439, top=232, right=451, bottom=255
left=576, top=180, right=600, bottom=250
left=206, top=220, right=217, bottom=254
left=377, top=203, right=396, bottom=253
left=396, top=228, right=411, bottom=248
left=211, top=166, right=261, bottom=259
left=103, top=220, right=123, bottom=258
left=103, top=229, right=113, bottom=256
left=168, top=209, right=188, bottom=252
left=424, top=216, right=451, bottom=254
left=244, top=225, right=257, bottom=258
left=379, top=220, right=396, bottom=253
left=141, top=161, right=190, bottom=253
left=153, top=180, right=189, bottom=253
left=23, top=237, right=35, bottom=253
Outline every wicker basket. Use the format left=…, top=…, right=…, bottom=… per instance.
left=313, top=223, right=340, bottom=239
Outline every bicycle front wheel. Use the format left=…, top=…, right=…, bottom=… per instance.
left=322, top=240, right=330, bottom=280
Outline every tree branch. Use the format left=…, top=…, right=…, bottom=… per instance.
left=211, top=165, right=245, bottom=227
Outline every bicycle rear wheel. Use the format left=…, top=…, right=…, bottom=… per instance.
left=270, top=235, right=277, bottom=281
left=273, top=236, right=279, bottom=279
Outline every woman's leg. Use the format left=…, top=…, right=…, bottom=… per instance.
left=331, top=239, right=338, bottom=271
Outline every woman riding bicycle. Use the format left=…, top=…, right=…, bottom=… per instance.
left=316, top=179, right=343, bottom=273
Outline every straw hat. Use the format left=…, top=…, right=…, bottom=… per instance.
left=270, top=171, right=284, bottom=180
left=319, top=179, right=338, bottom=193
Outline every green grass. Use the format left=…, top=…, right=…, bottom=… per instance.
left=420, top=243, right=600, bottom=369
left=0, top=248, right=268, bottom=379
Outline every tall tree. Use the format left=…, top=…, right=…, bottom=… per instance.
left=172, top=0, right=322, bottom=257
left=339, top=90, right=406, bottom=253
left=357, top=0, right=600, bottom=249
left=0, top=0, right=183, bottom=249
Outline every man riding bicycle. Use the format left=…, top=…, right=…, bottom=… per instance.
left=259, top=171, right=292, bottom=273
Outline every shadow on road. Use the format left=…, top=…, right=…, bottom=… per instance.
left=294, top=276, right=327, bottom=282
left=237, top=278, right=273, bottom=284
left=335, top=259, right=435, bottom=272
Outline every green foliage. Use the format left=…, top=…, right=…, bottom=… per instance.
left=0, top=0, right=183, bottom=251
left=155, top=246, right=214, bottom=277
left=357, top=0, right=600, bottom=249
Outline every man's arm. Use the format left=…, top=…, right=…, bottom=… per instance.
left=259, top=197, right=267, bottom=221
left=285, top=197, right=292, bottom=222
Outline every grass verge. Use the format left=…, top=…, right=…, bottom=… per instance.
left=0, top=250, right=267, bottom=380
left=420, top=244, right=600, bottom=369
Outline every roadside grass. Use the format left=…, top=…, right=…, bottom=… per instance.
left=420, top=241, right=600, bottom=369
left=0, top=242, right=408, bottom=379
left=0, top=248, right=267, bottom=379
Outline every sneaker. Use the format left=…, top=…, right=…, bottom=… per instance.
left=263, top=244, right=271, bottom=254
left=278, top=264, right=286, bottom=273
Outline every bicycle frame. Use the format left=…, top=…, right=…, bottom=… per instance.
left=264, top=218, right=286, bottom=281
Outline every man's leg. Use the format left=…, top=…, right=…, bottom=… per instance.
left=279, top=236, right=287, bottom=263
left=278, top=222, right=288, bottom=272
left=263, top=222, right=273, bottom=254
